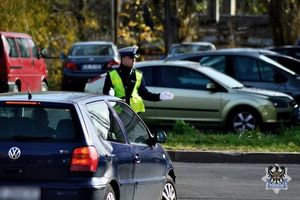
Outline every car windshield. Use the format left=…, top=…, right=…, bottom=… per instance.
left=199, top=66, right=244, bottom=88
left=71, top=44, right=113, bottom=56
left=259, top=55, right=296, bottom=75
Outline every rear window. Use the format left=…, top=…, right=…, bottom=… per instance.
left=0, top=104, right=81, bottom=142
left=71, top=44, right=114, bottom=56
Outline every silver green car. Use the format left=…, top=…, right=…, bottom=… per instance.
left=85, top=61, right=298, bottom=133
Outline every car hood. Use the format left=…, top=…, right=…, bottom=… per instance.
left=236, top=87, right=293, bottom=99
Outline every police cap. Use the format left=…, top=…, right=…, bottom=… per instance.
left=119, top=46, right=139, bottom=58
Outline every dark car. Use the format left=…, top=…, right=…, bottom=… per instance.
left=0, top=92, right=176, bottom=200
left=165, top=48, right=300, bottom=105
left=258, top=50, right=300, bottom=74
left=218, top=48, right=300, bottom=74
left=61, top=41, right=120, bottom=91
left=267, top=46, right=300, bottom=60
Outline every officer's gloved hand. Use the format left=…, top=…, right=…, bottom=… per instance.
left=159, top=91, right=174, bottom=100
left=108, top=88, right=115, bottom=96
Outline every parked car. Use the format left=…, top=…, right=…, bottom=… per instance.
left=167, top=42, right=216, bottom=58
left=165, top=49, right=300, bottom=105
left=61, top=41, right=120, bottom=91
left=0, top=91, right=176, bottom=200
left=0, top=31, right=48, bottom=93
left=213, top=48, right=300, bottom=74
left=258, top=50, right=300, bottom=74
left=267, top=46, right=300, bottom=60
left=85, top=61, right=298, bottom=133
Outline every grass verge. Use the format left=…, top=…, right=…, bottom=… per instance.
left=162, top=121, right=300, bottom=152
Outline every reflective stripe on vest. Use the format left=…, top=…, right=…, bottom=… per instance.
left=109, top=70, right=145, bottom=113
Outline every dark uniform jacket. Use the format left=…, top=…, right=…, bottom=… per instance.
left=103, top=64, right=160, bottom=104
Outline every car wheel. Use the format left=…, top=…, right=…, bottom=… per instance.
left=103, top=185, right=116, bottom=200
left=41, top=82, right=48, bottom=91
left=228, top=108, right=261, bottom=133
left=162, top=176, right=177, bottom=200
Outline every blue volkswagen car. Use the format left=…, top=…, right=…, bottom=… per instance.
left=0, top=92, right=176, bottom=200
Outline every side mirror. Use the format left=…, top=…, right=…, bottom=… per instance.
left=146, top=130, right=167, bottom=146
left=206, top=82, right=216, bottom=90
left=60, top=53, right=66, bottom=60
left=155, top=130, right=167, bottom=143
left=40, top=48, right=48, bottom=58
left=273, top=73, right=287, bottom=83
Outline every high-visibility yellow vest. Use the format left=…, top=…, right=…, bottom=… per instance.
left=109, top=70, right=145, bottom=113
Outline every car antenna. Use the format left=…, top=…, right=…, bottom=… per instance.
left=25, top=80, right=32, bottom=100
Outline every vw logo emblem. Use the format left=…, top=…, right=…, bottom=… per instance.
left=8, top=147, right=21, bottom=160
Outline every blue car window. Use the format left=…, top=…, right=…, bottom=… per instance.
left=258, top=61, right=276, bottom=82
left=232, top=56, right=260, bottom=81
left=110, top=101, right=150, bottom=145
left=199, top=56, right=226, bottom=73
left=86, top=101, right=125, bottom=143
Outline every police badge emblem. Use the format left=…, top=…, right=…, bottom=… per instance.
left=261, top=164, right=291, bottom=194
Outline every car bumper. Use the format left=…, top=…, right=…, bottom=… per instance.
left=62, top=70, right=106, bottom=91
left=42, top=187, right=106, bottom=200
left=0, top=179, right=107, bottom=200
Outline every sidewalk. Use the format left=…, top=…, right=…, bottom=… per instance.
left=167, top=150, right=300, bottom=164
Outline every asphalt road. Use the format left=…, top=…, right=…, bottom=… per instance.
left=174, top=162, right=300, bottom=200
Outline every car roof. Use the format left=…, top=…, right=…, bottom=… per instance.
left=267, top=45, right=300, bottom=50
left=73, top=41, right=115, bottom=46
left=136, top=60, right=200, bottom=67
left=165, top=48, right=263, bottom=60
left=217, top=48, right=279, bottom=55
left=166, top=47, right=299, bottom=61
left=171, top=42, right=215, bottom=46
left=0, top=91, right=118, bottom=104
left=135, top=60, right=213, bottom=73
left=0, top=31, right=32, bottom=38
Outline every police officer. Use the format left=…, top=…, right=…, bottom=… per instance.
left=103, top=46, right=174, bottom=113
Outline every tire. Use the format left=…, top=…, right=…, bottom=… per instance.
left=228, top=108, right=261, bottom=133
left=41, top=82, right=48, bottom=91
left=103, top=185, right=116, bottom=200
left=162, top=175, right=177, bottom=200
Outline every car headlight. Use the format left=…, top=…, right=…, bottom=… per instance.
left=269, top=98, right=288, bottom=108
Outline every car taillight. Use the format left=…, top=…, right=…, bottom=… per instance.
left=107, top=58, right=120, bottom=68
left=64, top=62, right=78, bottom=70
left=70, top=146, right=99, bottom=172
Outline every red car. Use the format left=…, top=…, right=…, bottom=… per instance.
left=0, top=32, right=48, bottom=92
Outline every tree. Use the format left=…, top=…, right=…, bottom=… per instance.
left=266, top=0, right=300, bottom=45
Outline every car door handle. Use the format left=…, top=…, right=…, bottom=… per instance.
left=134, top=154, right=141, bottom=164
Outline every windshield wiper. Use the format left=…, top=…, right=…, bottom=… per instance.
left=13, top=135, right=54, bottom=141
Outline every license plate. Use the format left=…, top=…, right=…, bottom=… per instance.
left=0, top=186, right=41, bottom=200
left=83, top=64, right=102, bottom=70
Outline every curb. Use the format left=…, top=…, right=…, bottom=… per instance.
left=167, top=150, right=300, bottom=164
